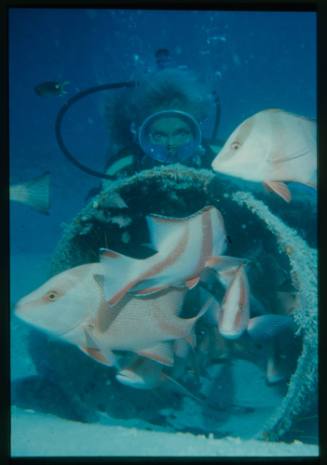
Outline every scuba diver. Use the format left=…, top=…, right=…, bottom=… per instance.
left=55, top=48, right=222, bottom=198
left=102, top=63, right=221, bottom=181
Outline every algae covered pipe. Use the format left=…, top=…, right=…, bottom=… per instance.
left=232, top=191, right=317, bottom=441
left=46, top=165, right=317, bottom=441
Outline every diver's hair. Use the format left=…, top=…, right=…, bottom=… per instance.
left=105, top=68, right=211, bottom=150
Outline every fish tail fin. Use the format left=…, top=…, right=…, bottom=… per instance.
left=11, top=172, right=50, bottom=214
left=206, top=255, right=249, bottom=287
left=146, top=213, right=185, bottom=250
left=99, top=248, right=146, bottom=305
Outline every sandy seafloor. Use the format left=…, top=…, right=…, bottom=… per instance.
left=10, top=253, right=319, bottom=457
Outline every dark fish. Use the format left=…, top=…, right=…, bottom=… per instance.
left=34, top=81, right=69, bottom=97
left=247, top=314, right=295, bottom=343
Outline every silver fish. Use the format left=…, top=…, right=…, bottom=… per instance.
left=100, top=206, right=231, bottom=306
left=10, top=172, right=50, bottom=214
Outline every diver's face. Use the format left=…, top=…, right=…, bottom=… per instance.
left=148, top=117, right=193, bottom=156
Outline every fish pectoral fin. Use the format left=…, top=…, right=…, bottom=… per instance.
left=145, top=213, right=185, bottom=251
left=264, top=180, right=291, bottom=203
left=136, top=342, right=174, bottom=366
left=80, top=344, right=110, bottom=365
left=82, top=326, right=116, bottom=366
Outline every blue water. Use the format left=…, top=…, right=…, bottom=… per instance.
left=9, top=8, right=316, bottom=254
left=9, top=8, right=317, bottom=456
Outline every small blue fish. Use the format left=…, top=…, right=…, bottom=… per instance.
left=34, top=80, right=69, bottom=97
left=246, top=314, right=295, bottom=343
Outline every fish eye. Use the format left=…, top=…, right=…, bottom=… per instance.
left=46, top=290, right=59, bottom=302
left=231, top=141, right=241, bottom=150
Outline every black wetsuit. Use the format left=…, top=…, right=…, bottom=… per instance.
left=86, top=140, right=218, bottom=200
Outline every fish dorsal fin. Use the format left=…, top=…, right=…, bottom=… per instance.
left=136, top=341, right=174, bottom=366
left=146, top=213, right=185, bottom=251
left=264, top=180, right=291, bottom=202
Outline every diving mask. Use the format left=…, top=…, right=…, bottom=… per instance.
left=138, top=110, right=202, bottom=163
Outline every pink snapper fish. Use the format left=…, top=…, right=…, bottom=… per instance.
left=14, top=262, right=212, bottom=371
left=83, top=284, right=213, bottom=367
left=100, top=205, right=241, bottom=306
left=199, top=262, right=251, bottom=340
left=10, top=172, right=50, bottom=214
left=15, top=263, right=104, bottom=342
left=211, top=109, right=316, bottom=202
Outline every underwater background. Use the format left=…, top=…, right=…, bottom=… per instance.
left=9, top=8, right=318, bottom=457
